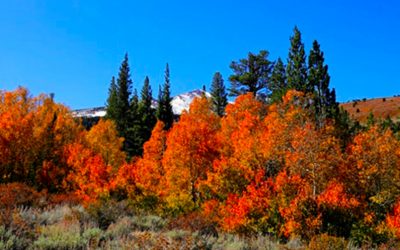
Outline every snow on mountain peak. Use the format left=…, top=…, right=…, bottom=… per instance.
left=171, top=89, right=210, bottom=115
left=72, top=89, right=211, bottom=118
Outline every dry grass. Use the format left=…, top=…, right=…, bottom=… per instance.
left=1, top=203, right=398, bottom=249
left=340, top=96, right=400, bottom=123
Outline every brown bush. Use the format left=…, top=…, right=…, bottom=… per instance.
left=167, top=212, right=218, bottom=237
left=308, top=233, right=347, bottom=250
left=47, top=192, right=82, bottom=207
left=0, top=182, right=40, bottom=208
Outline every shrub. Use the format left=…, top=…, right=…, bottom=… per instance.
left=82, top=227, right=103, bottom=249
left=105, top=216, right=134, bottom=239
left=167, top=212, right=217, bottom=236
left=86, top=199, right=129, bottom=230
left=308, top=234, right=348, bottom=250
left=0, top=226, right=17, bottom=250
left=37, top=205, right=73, bottom=225
left=132, top=215, right=166, bottom=231
left=46, top=193, right=81, bottom=207
left=0, top=183, right=39, bottom=208
left=33, top=220, right=84, bottom=249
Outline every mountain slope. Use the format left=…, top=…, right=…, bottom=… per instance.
left=340, top=96, right=400, bottom=122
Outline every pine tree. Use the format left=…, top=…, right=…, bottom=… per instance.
left=105, top=54, right=134, bottom=156
left=286, top=26, right=309, bottom=92
left=116, top=53, right=133, bottom=134
left=210, top=72, right=228, bottom=116
left=140, top=76, right=154, bottom=119
left=229, top=50, right=272, bottom=98
left=105, top=76, right=118, bottom=120
left=125, top=89, right=141, bottom=157
left=268, top=58, right=287, bottom=103
left=157, top=63, right=174, bottom=130
left=156, top=84, right=162, bottom=119
left=308, top=40, right=337, bottom=127
left=138, top=76, right=156, bottom=153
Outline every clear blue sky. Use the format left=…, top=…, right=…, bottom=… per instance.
left=0, top=0, right=399, bottom=109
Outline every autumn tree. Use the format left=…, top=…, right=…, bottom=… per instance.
left=134, top=121, right=167, bottom=198
left=162, top=97, right=220, bottom=213
left=0, top=88, right=36, bottom=184
left=205, top=93, right=267, bottom=199
left=285, top=124, right=342, bottom=198
left=0, top=87, right=80, bottom=191
left=345, top=126, right=400, bottom=212
left=84, top=119, right=126, bottom=171
left=65, top=143, right=112, bottom=203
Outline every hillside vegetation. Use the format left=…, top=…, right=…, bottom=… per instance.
left=341, top=96, right=400, bottom=123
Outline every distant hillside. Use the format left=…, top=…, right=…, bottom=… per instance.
left=340, top=96, right=400, bottom=123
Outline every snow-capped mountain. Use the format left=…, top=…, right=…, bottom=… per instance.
left=72, top=107, right=107, bottom=118
left=171, top=89, right=211, bottom=115
left=72, top=89, right=211, bottom=118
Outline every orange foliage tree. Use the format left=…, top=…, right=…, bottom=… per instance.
left=134, top=121, right=167, bottom=196
left=64, top=142, right=112, bottom=203
left=84, top=119, right=125, bottom=171
left=162, top=96, right=220, bottom=213
left=0, top=87, right=81, bottom=191
left=64, top=119, right=126, bottom=203
left=205, top=93, right=267, bottom=199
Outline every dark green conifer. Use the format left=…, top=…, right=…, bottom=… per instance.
left=125, top=89, right=141, bottom=157
left=286, top=26, right=308, bottom=92
left=308, top=40, right=338, bottom=127
left=157, top=63, right=174, bottom=130
left=105, top=53, right=134, bottom=156
left=138, top=76, right=156, bottom=152
left=105, top=76, right=118, bottom=120
left=229, top=50, right=272, bottom=98
left=116, top=53, right=132, bottom=134
left=210, top=72, right=228, bottom=116
left=268, top=58, right=287, bottom=103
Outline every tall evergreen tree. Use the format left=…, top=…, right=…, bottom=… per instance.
left=156, top=84, right=162, bottom=118
left=210, top=72, right=228, bottom=116
left=268, top=58, right=287, bottom=103
left=308, top=40, right=337, bottom=127
left=125, top=88, right=142, bottom=157
left=106, top=54, right=137, bottom=156
left=157, top=63, right=174, bottom=130
left=139, top=76, right=156, bottom=149
left=105, top=76, right=118, bottom=120
left=116, top=53, right=133, bottom=134
left=105, top=53, right=134, bottom=155
left=140, top=76, right=154, bottom=117
left=286, top=26, right=309, bottom=92
left=229, top=50, right=272, bottom=98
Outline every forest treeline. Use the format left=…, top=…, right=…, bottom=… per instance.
left=2, top=27, right=400, bottom=247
